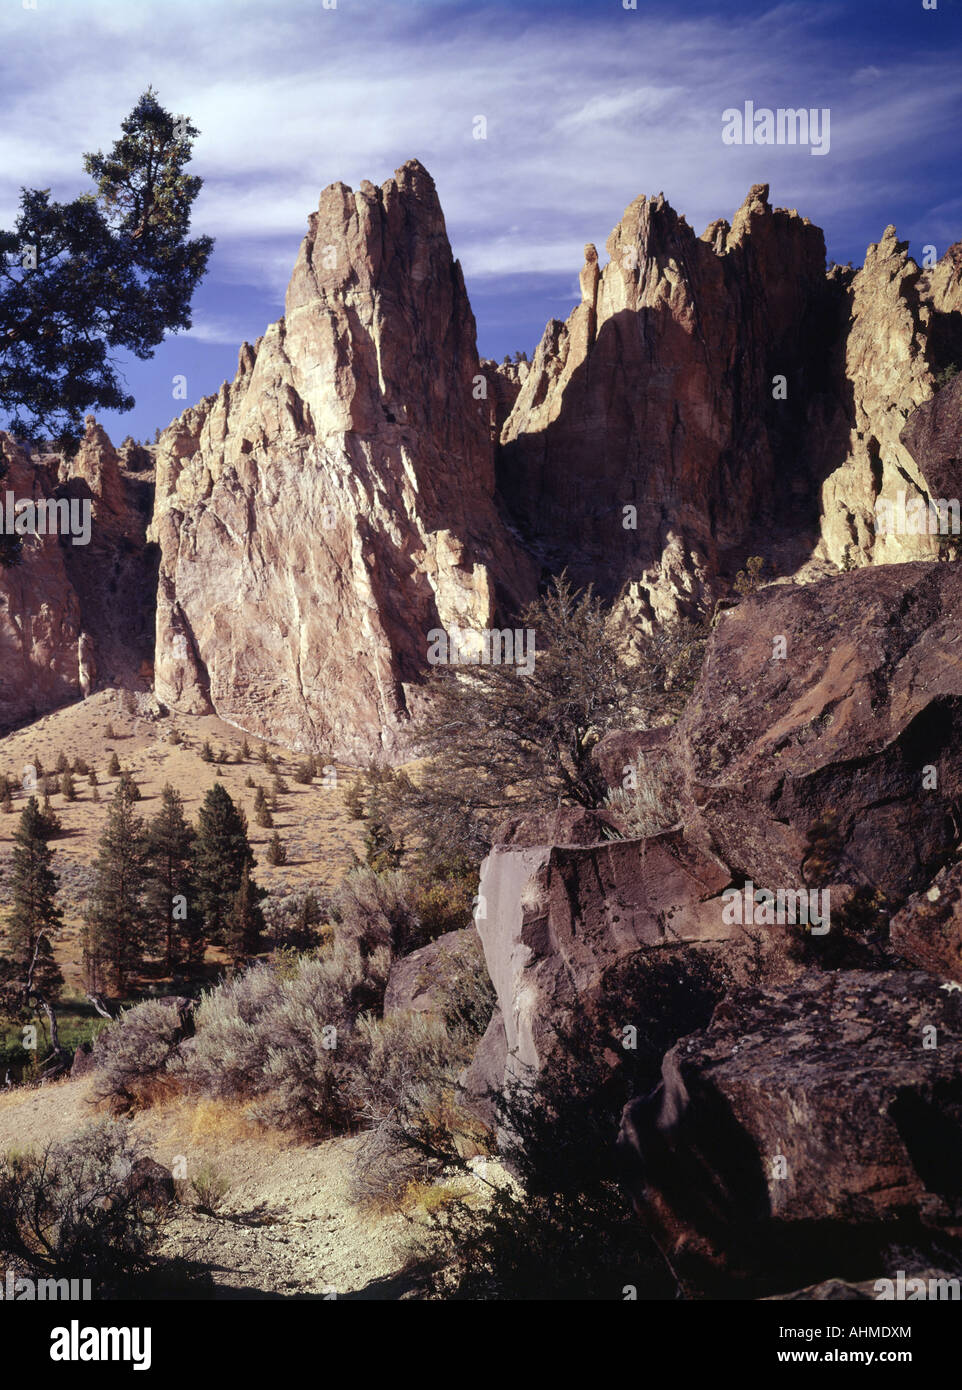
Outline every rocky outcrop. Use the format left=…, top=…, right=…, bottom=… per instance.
left=618, top=971, right=962, bottom=1297
left=150, top=160, right=535, bottom=757
left=671, top=560, right=962, bottom=902
left=891, top=860, right=962, bottom=980
left=0, top=435, right=86, bottom=729
left=472, top=822, right=736, bottom=1107
left=901, top=369, right=962, bottom=510
left=497, top=187, right=962, bottom=626
left=0, top=417, right=157, bottom=731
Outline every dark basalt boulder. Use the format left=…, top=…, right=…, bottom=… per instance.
left=618, top=970, right=962, bottom=1297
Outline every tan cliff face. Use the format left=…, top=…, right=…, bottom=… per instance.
left=149, top=159, right=536, bottom=757
left=4, top=166, right=961, bottom=750
left=0, top=419, right=154, bottom=730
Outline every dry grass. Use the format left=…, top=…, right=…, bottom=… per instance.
left=0, top=688, right=367, bottom=991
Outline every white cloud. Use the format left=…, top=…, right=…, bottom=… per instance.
left=0, top=0, right=958, bottom=309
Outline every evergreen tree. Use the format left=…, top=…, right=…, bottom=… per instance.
left=0, top=88, right=212, bottom=455
left=192, top=784, right=260, bottom=945
left=253, top=785, right=273, bottom=829
left=225, top=865, right=264, bottom=970
left=266, top=832, right=286, bottom=866
left=83, top=782, right=150, bottom=994
left=1, top=797, right=64, bottom=1000
left=145, top=784, right=198, bottom=973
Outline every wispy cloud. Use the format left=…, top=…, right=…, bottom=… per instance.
left=0, top=0, right=957, bottom=439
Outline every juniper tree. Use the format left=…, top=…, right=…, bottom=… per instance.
left=0, top=88, right=212, bottom=455
left=372, top=574, right=707, bottom=866
left=192, top=783, right=261, bottom=945
left=225, top=865, right=264, bottom=971
left=145, top=784, right=198, bottom=973
left=1, top=796, right=64, bottom=1001
left=83, top=782, right=150, bottom=994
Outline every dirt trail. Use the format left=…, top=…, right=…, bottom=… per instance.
left=0, top=1079, right=431, bottom=1299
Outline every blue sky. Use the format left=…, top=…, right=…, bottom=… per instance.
left=1, top=0, right=960, bottom=443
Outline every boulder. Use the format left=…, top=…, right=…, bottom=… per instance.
left=673, top=560, right=962, bottom=902
left=474, top=828, right=735, bottom=1094
left=383, top=929, right=476, bottom=1016
left=618, top=970, right=962, bottom=1297
left=891, top=860, right=962, bottom=980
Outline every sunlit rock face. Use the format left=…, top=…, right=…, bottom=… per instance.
left=150, top=159, right=535, bottom=757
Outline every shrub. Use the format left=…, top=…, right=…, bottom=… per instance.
left=184, top=946, right=389, bottom=1135
left=59, top=771, right=77, bottom=801
left=91, top=998, right=192, bottom=1112
left=107, top=751, right=121, bottom=776
left=348, top=1010, right=480, bottom=1211
left=265, top=832, right=286, bottom=866
left=188, top=1162, right=231, bottom=1215
left=332, top=866, right=423, bottom=959
left=200, top=740, right=214, bottom=763
left=294, top=760, right=313, bottom=785
left=344, top=777, right=365, bottom=820
left=72, top=756, right=89, bottom=776
left=603, top=754, right=681, bottom=839
left=0, top=1120, right=169, bottom=1294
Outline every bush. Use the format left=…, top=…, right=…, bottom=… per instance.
left=332, top=866, right=423, bottom=959
left=107, top=751, right=121, bottom=776
left=266, top=832, right=286, bottom=865
left=348, top=1009, right=481, bottom=1211
left=188, top=1162, right=231, bottom=1215
left=184, top=947, right=389, bottom=1135
left=0, top=1120, right=169, bottom=1295
left=603, top=754, right=681, bottom=839
left=91, top=998, right=192, bottom=1112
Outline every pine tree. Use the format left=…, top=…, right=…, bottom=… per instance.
left=83, top=782, right=150, bottom=994
left=0, top=89, right=212, bottom=454
left=266, top=832, right=286, bottom=866
left=225, top=865, right=264, bottom=970
left=253, top=785, right=273, bottom=829
left=2, top=797, right=64, bottom=1000
left=59, top=771, right=77, bottom=801
left=192, top=783, right=260, bottom=945
left=107, top=751, right=121, bottom=776
left=146, top=784, right=198, bottom=974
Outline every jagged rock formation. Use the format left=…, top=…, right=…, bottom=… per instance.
left=143, top=168, right=962, bottom=753
left=498, top=185, right=962, bottom=625
left=0, top=420, right=155, bottom=730
left=150, top=160, right=535, bottom=756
